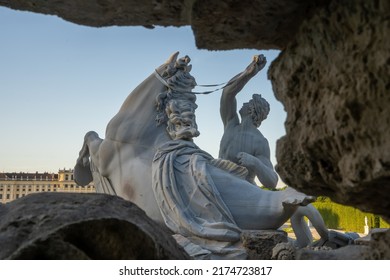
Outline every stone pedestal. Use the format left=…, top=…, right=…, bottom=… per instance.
left=241, top=230, right=287, bottom=260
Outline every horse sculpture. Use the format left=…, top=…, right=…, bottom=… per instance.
left=74, top=52, right=328, bottom=259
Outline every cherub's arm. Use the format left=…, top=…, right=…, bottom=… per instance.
left=237, top=144, right=278, bottom=190
left=220, top=55, right=267, bottom=128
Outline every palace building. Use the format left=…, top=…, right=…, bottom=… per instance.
left=0, top=169, right=95, bottom=203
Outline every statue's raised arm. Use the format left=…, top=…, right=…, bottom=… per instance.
left=220, top=54, right=267, bottom=128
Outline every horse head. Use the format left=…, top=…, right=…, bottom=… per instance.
left=105, top=51, right=197, bottom=149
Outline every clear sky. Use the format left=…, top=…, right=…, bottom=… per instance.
left=0, top=7, right=286, bottom=185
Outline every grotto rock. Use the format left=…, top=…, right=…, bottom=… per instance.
left=296, top=229, right=390, bottom=260
left=0, top=192, right=189, bottom=259
left=269, top=0, right=390, bottom=220
left=241, top=230, right=287, bottom=260
left=0, top=0, right=330, bottom=50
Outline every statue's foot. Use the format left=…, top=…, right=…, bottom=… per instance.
left=282, top=187, right=316, bottom=207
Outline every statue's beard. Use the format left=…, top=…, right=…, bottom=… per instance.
left=174, top=127, right=200, bottom=140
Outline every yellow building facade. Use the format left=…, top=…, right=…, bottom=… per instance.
left=0, top=169, right=95, bottom=203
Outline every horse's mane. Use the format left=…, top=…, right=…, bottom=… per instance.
left=155, top=56, right=198, bottom=127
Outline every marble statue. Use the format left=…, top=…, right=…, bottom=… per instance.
left=218, top=54, right=329, bottom=248
left=219, top=54, right=278, bottom=189
left=74, top=52, right=318, bottom=259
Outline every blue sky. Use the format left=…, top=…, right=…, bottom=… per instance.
left=0, top=7, right=285, bottom=184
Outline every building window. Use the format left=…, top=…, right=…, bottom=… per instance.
left=6, top=194, right=10, bottom=199
left=0, top=194, right=2, bottom=199
left=65, top=174, right=69, bottom=181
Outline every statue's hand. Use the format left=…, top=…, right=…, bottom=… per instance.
left=254, top=54, right=267, bottom=69
left=237, top=152, right=257, bottom=169
left=245, top=54, right=267, bottom=76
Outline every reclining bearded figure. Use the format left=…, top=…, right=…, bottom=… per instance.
left=75, top=52, right=326, bottom=259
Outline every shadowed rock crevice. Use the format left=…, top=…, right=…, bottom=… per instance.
left=11, top=219, right=163, bottom=259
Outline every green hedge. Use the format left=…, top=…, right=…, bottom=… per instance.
left=312, top=197, right=390, bottom=233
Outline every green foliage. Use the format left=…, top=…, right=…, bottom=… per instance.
left=380, top=218, right=390, bottom=228
left=282, top=227, right=294, bottom=233
left=312, top=198, right=390, bottom=233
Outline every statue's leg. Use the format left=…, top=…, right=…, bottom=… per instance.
left=76, top=131, right=101, bottom=166
left=74, top=131, right=102, bottom=186
left=303, top=204, right=329, bottom=240
left=291, top=204, right=329, bottom=248
left=290, top=207, right=314, bottom=248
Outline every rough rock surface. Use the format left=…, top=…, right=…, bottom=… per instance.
left=0, top=0, right=329, bottom=50
left=297, top=245, right=370, bottom=260
left=272, top=242, right=296, bottom=260
left=0, top=193, right=189, bottom=259
left=191, top=0, right=329, bottom=50
left=366, top=228, right=390, bottom=259
left=241, top=230, right=287, bottom=260
left=269, top=0, right=390, bottom=220
left=297, top=229, right=390, bottom=259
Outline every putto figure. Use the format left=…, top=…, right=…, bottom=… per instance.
left=75, top=52, right=320, bottom=259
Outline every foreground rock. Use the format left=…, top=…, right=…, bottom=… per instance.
left=0, top=193, right=189, bottom=259
left=297, top=229, right=390, bottom=259
left=270, top=229, right=390, bottom=260
left=241, top=230, right=287, bottom=260
left=0, top=0, right=330, bottom=50
left=269, top=0, right=390, bottom=220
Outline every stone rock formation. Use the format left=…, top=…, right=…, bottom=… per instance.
left=0, top=193, right=189, bottom=259
left=297, top=229, right=390, bottom=260
left=269, top=0, right=390, bottom=220
left=0, top=0, right=330, bottom=50
left=241, top=230, right=287, bottom=260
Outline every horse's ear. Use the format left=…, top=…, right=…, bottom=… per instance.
left=166, top=51, right=179, bottom=65
left=155, top=51, right=179, bottom=75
